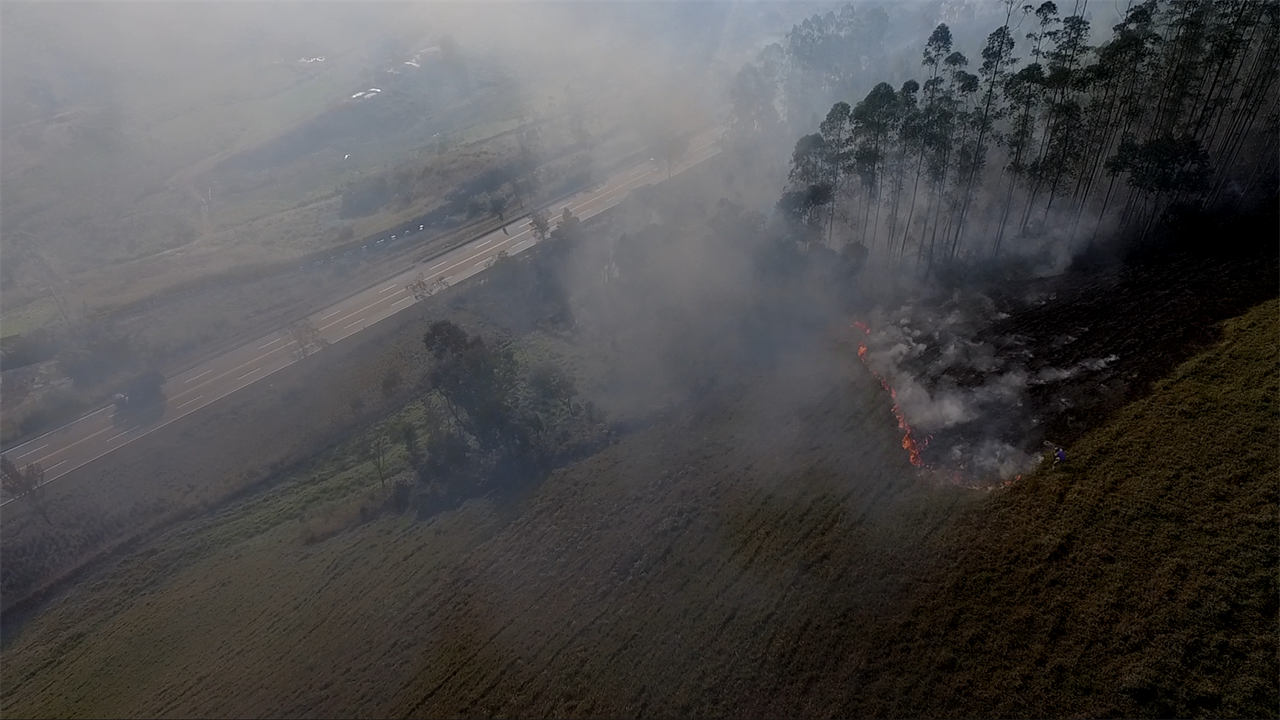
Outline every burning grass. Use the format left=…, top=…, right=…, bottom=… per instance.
left=850, top=298, right=1280, bottom=718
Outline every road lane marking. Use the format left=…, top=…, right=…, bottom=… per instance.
left=344, top=318, right=365, bottom=329
left=106, top=430, right=130, bottom=444
left=237, top=368, right=261, bottom=381
left=322, top=308, right=343, bottom=319
left=176, top=395, right=203, bottom=410
left=46, top=459, right=66, bottom=470
left=257, top=338, right=282, bottom=350
left=380, top=283, right=398, bottom=293
left=170, top=343, right=291, bottom=400
left=319, top=288, right=408, bottom=331
left=476, top=238, right=495, bottom=249
left=13, top=444, right=47, bottom=460
left=429, top=261, right=446, bottom=270
left=185, top=369, right=213, bottom=383
left=391, top=296, right=414, bottom=309
left=44, top=424, right=115, bottom=457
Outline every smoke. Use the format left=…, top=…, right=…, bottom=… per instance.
left=858, top=291, right=1120, bottom=484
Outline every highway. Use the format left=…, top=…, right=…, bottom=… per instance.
left=0, top=128, right=723, bottom=504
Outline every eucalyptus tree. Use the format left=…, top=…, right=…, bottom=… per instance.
left=1029, top=7, right=1092, bottom=233
left=819, top=101, right=854, bottom=246
left=922, top=51, right=974, bottom=269
left=901, top=24, right=953, bottom=266
left=884, top=80, right=921, bottom=262
left=950, top=0, right=1021, bottom=259
left=851, top=82, right=899, bottom=247
left=1075, top=0, right=1162, bottom=243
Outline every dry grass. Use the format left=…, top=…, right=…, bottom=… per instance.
left=2, top=298, right=1274, bottom=719
left=0, top=318, right=955, bottom=718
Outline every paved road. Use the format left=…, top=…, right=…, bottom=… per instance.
left=0, top=129, right=723, bottom=504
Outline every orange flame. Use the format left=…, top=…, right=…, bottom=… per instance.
left=855, top=324, right=924, bottom=467
left=854, top=321, right=1027, bottom=486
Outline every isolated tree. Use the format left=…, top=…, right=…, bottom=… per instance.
left=528, top=209, right=551, bottom=242
left=489, top=193, right=510, bottom=223
left=1, top=454, right=50, bottom=523
left=555, top=207, right=581, bottom=240
left=366, top=434, right=391, bottom=488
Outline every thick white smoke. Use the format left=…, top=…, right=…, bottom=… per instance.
left=858, top=291, right=1119, bottom=484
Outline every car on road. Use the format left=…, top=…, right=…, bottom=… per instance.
left=419, top=224, right=424, bottom=230
left=391, top=234, right=397, bottom=240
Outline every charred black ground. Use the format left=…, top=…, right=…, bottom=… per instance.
left=887, top=201, right=1279, bottom=478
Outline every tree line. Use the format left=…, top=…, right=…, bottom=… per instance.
left=749, top=0, right=1278, bottom=268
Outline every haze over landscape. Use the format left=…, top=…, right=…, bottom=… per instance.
left=1, top=2, right=1276, bottom=718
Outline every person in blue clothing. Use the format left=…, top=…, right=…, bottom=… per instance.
left=1054, top=447, right=1066, bottom=464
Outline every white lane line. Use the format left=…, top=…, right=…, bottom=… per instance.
left=2, top=402, right=115, bottom=459
left=390, top=296, right=415, bottom=309
left=176, top=395, right=203, bottom=410
left=322, top=308, right=344, bottom=319
left=237, top=368, right=261, bottom=381
left=185, top=369, right=213, bottom=383
left=257, top=337, right=282, bottom=350
left=13, top=444, right=47, bottom=460
left=344, top=318, right=365, bottom=330
left=45, top=459, right=66, bottom=471
left=106, top=430, right=130, bottom=444
left=476, top=238, right=495, bottom=249
left=429, top=261, right=446, bottom=270
left=380, top=283, right=398, bottom=293
left=318, top=288, right=408, bottom=331
left=42, top=424, right=115, bottom=458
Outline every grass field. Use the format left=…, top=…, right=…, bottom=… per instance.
left=1, top=280, right=1273, bottom=718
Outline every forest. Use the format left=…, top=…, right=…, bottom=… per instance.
left=731, top=0, right=1278, bottom=269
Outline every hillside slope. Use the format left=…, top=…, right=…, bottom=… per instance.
left=0, top=300, right=1274, bottom=718
left=853, top=299, right=1279, bottom=718
left=0, top=333, right=964, bottom=718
